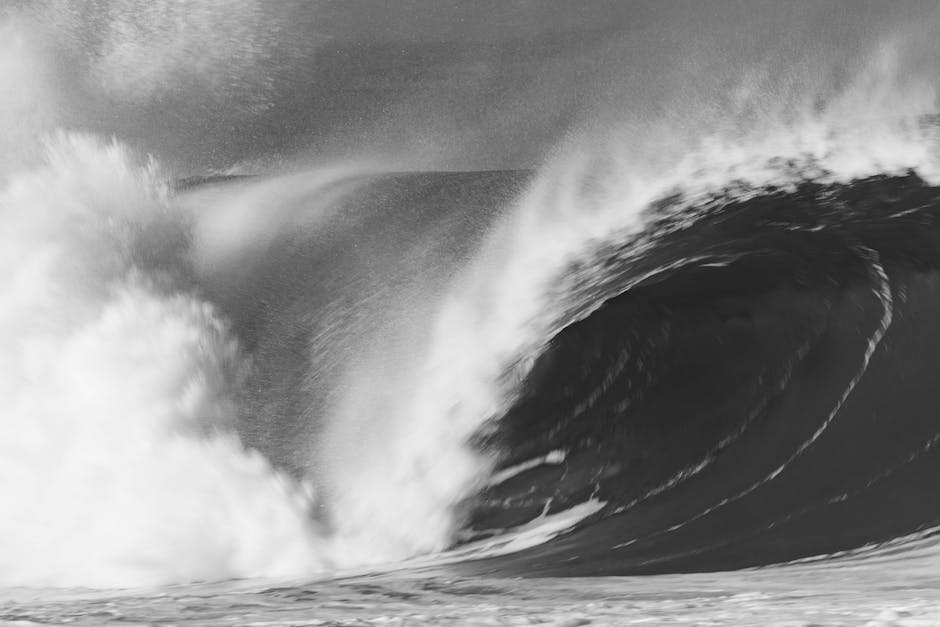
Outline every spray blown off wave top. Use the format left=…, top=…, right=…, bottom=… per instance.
left=2, top=0, right=940, bottom=592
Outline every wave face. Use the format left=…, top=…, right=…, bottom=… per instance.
left=465, top=170, right=940, bottom=575
left=3, top=0, right=940, bottom=589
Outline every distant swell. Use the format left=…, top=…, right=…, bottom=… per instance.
left=464, top=172, right=940, bottom=575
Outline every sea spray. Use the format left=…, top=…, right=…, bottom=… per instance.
left=0, top=134, right=324, bottom=587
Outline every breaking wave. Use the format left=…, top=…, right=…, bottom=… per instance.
left=2, top=0, right=940, bottom=588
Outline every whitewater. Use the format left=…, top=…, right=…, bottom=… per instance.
left=4, top=1, right=940, bottom=624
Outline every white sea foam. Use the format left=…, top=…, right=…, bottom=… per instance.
left=0, top=134, right=327, bottom=587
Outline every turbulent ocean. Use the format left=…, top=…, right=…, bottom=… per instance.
left=4, top=1, right=940, bottom=625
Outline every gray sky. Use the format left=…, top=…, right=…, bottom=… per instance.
left=30, top=0, right=940, bottom=172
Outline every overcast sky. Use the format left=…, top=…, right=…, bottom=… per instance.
left=22, top=0, right=939, bottom=172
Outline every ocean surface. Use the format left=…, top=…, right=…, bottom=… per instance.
left=3, top=1, right=940, bottom=625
